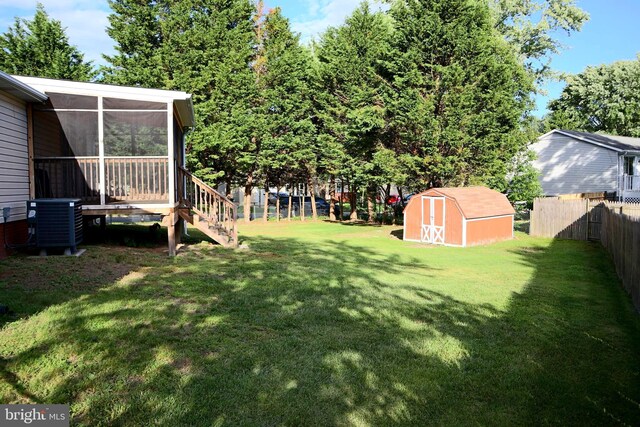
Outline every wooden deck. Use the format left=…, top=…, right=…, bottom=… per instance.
left=32, top=157, right=238, bottom=253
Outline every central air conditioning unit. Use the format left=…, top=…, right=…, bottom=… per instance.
left=27, top=199, right=83, bottom=255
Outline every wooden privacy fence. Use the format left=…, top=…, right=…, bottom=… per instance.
left=530, top=198, right=595, bottom=240
left=601, top=207, right=640, bottom=310
left=530, top=197, right=640, bottom=310
left=530, top=198, right=640, bottom=241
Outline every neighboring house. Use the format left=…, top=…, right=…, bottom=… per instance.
left=531, top=129, right=640, bottom=202
left=0, top=75, right=237, bottom=258
left=0, top=72, right=48, bottom=258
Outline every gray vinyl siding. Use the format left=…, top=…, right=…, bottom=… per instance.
left=531, top=134, right=619, bottom=196
left=0, top=90, right=29, bottom=223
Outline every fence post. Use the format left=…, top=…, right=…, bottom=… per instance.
left=585, top=198, right=589, bottom=241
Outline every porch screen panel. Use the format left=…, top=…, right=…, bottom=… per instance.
left=32, top=110, right=99, bottom=200
left=33, top=111, right=99, bottom=157
left=103, top=111, right=168, bottom=156
left=46, top=93, right=98, bottom=110
left=103, top=97, right=167, bottom=111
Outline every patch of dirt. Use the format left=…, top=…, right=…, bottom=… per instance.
left=258, top=252, right=281, bottom=258
left=66, top=353, right=79, bottom=365
left=171, top=357, right=193, bottom=375
left=126, top=375, right=145, bottom=386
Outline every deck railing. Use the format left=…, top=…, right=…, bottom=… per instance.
left=105, top=157, right=168, bottom=202
left=34, top=157, right=169, bottom=203
left=34, top=157, right=100, bottom=201
left=177, top=166, right=237, bottom=243
left=621, top=174, right=640, bottom=191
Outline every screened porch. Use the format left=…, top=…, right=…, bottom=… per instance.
left=30, top=89, right=186, bottom=207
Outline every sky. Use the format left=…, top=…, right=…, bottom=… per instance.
left=0, top=0, right=638, bottom=116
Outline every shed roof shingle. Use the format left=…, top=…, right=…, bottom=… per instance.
left=422, top=187, right=515, bottom=219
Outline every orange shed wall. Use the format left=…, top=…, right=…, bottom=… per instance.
left=444, top=198, right=463, bottom=246
left=465, top=216, right=513, bottom=246
left=403, top=197, right=424, bottom=241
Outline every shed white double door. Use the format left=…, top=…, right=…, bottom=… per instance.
left=420, top=196, right=445, bottom=244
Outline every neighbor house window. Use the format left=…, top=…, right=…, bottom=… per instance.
left=624, top=156, right=635, bottom=176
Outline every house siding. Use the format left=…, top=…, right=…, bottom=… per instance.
left=0, top=90, right=29, bottom=224
left=531, top=133, right=619, bottom=196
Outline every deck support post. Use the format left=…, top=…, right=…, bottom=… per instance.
left=164, top=208, right=180, bottom=256
left=168, top=220, right=176, bottom=256
left=175, top=217, right=183, bottom=245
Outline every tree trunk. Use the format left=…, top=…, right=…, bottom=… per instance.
left=262, top=185, right=269, bottom=222
left=349, top=187, right=358, bottom=221
left=329, top=176, right=336, bottom=221
left=225, top=178, right=232, bottom=199
left=308, top=176, right=317, bottom=220
left=287, top=190, right=292, bottom=221
left=367, top=191, right=375, bottom=224
left=339, top=178, right=344, bottom=221
left=243, top=173, right=253, bottom=223
left=300, top=187, right=305, bottom=222
left=276, top=186, right=281, bottom=222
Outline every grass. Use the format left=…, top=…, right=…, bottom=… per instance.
left=1, top=221, right=639, bottom=426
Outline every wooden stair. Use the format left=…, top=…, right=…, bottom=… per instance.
left=177, top=166, right=238, bottom=248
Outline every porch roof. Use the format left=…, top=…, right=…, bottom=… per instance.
left=541, top=129, right=640, bottom=153
left=11, top=75, right=195, bottom=127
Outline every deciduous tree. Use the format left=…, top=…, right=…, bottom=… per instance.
left=489, top=0, right=589, bottom=84
left=547, top=57, right=640, bottom=137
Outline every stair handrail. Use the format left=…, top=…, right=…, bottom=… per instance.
left=177, top=166, right=237, bottom=246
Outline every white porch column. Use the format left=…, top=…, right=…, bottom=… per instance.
left=168, top=103, right=175, bottom=206
left=98, top=95, right=106, bottom=205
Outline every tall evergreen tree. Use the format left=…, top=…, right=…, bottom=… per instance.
left=101, top=0, right=165, bottom=87
left=103, top=0, right=259, bottom=202
left=384, top=0, right=533, bottom=191
left=315, top=3, right=397, bottom=220
left=0, top=3, right=94, bottom=80
left=255, top=8, right=316, bottom=220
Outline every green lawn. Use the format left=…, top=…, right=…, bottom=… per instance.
left=1, top=222, right=639, bottom=425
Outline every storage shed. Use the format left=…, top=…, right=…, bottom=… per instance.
left=403, top=187, right=515, bottom=247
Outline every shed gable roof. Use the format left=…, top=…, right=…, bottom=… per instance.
left=540, top=129, right=640, bottom=152
left=424, top=187, right=515, bottom=219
